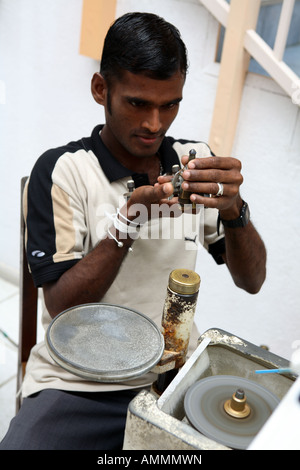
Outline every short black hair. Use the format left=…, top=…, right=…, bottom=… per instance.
left=100, top=12, right=188, bottom=84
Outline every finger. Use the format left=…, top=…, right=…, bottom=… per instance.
left=187, top=156, right=242, bottom=171
left=182, top=168, right=243, bottom=186
left=157, top=174, right=173, bottom=184
left=153, top=181, right=174, bottom=200
left=182, top=181, right=221, bottom=196
left=189, top=193, right=236, bottom=210
left=128, top=183, right=172, bottom=208
left=181, top=155, right=189, bottom=166
left=182, top=181, right=240, bottom=198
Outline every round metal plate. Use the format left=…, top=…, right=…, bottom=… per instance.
left=184, top=375, right=280, bottom=449
left=46, top=303, right=164, bottom=382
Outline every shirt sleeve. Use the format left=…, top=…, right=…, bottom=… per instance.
left=24, top=150, right=86, bottom=287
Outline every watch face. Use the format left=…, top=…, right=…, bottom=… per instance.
left=241, top=202, right=250, bottom=226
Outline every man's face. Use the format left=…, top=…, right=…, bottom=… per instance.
left=101, top=70, right=185, bottom=160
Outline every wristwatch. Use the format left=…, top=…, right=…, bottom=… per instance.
left=218, top=200, right=250, bottom=233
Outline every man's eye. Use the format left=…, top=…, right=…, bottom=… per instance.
left=164, top=102, right=179, bottom=110
left=129, top=100, right=145, bottom=107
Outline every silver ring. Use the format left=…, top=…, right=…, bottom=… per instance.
left=216, top=182, right=224, bottom=197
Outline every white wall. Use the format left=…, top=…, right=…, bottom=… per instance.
left=195, top=68, right=300, bottom=361
left=0, top=0, right=299, bottom=360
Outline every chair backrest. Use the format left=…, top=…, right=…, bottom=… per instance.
left=16, top=177, right=38, bottom=412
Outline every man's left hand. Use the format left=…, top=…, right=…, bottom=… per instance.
left=181, top=155, right=244, bottom=216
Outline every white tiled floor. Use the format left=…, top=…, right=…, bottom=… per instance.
left=0, top=277, right=19, bottom=440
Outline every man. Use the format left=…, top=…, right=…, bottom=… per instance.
left=1, top=12, right=266, bottom=450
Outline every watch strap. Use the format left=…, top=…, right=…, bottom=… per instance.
left=217, top=200, right=250, bottom=234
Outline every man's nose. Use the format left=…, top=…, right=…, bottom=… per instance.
left=142, top=108, right=162, bottom=133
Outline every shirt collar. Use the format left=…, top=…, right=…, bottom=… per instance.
left=90, top=125, right=180, bottom=188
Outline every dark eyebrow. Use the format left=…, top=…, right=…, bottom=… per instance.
left=125, top=96, right=182, bottom=106
left=125, top=97, right=149, bottom=105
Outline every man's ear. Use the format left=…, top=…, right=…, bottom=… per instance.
left=91, top=73, right=107, bottom=105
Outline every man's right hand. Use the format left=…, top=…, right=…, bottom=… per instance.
left=122, top=180, right=177, bottom=224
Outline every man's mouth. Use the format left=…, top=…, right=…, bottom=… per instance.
left=135, top=133, right=164, bottom=145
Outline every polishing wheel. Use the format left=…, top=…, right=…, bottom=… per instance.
left=184, top=375, right=280, bottom=449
